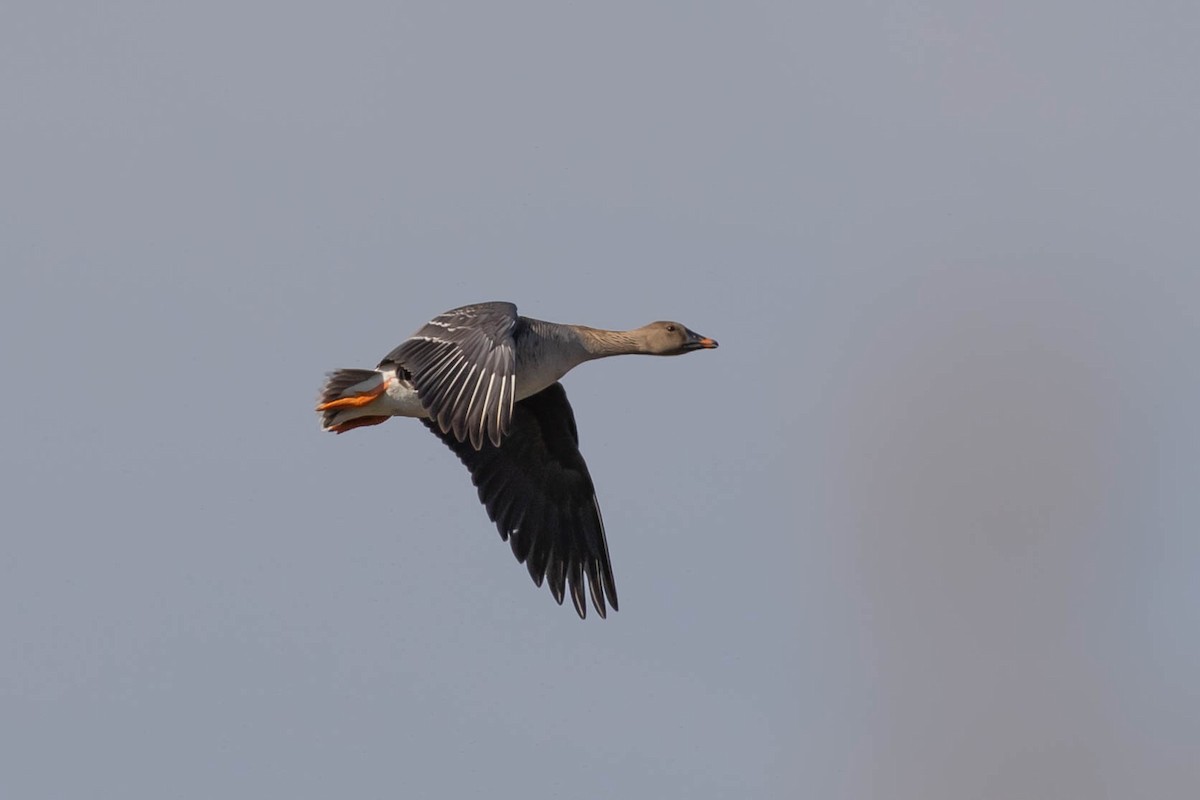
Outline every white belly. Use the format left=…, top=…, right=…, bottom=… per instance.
left=380, top=368, right=430, bottom=418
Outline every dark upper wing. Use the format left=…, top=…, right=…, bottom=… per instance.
left=421, top=382, right=618, bottom=619
left=384, top=301, right=519, bottom=450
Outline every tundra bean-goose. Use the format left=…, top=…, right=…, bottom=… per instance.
left=316, top=301, right=718, bottom=618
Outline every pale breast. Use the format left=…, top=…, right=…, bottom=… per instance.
left=514, top=346, right=582, bottom=401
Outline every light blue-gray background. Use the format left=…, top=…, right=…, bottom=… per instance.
left=3, top=3, right=1197, bottom=798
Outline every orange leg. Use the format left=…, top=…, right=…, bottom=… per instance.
left=330, top=415, right=391, bottom=433
left=316, top=380, right=388, bottom=411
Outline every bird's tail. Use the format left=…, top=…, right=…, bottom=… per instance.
left=316, top=368, right=391, bottom=433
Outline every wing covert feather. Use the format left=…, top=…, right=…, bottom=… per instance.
left=387, top=302, right=519, bottom=449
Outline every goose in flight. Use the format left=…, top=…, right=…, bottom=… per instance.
left=316, top=301, right=718, bottom=618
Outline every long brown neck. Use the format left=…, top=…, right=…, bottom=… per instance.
left=520, top=318, right=648, bottom=369
left=573, top=325, right=647, bottom=359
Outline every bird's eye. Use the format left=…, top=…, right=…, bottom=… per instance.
left=666, top=324, right=676, bottom=332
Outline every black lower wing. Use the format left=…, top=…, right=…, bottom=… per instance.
left=422, top=382, right=618, bottom=619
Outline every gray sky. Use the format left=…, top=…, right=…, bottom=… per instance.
left=3, top=2, right=1198, bottom=798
